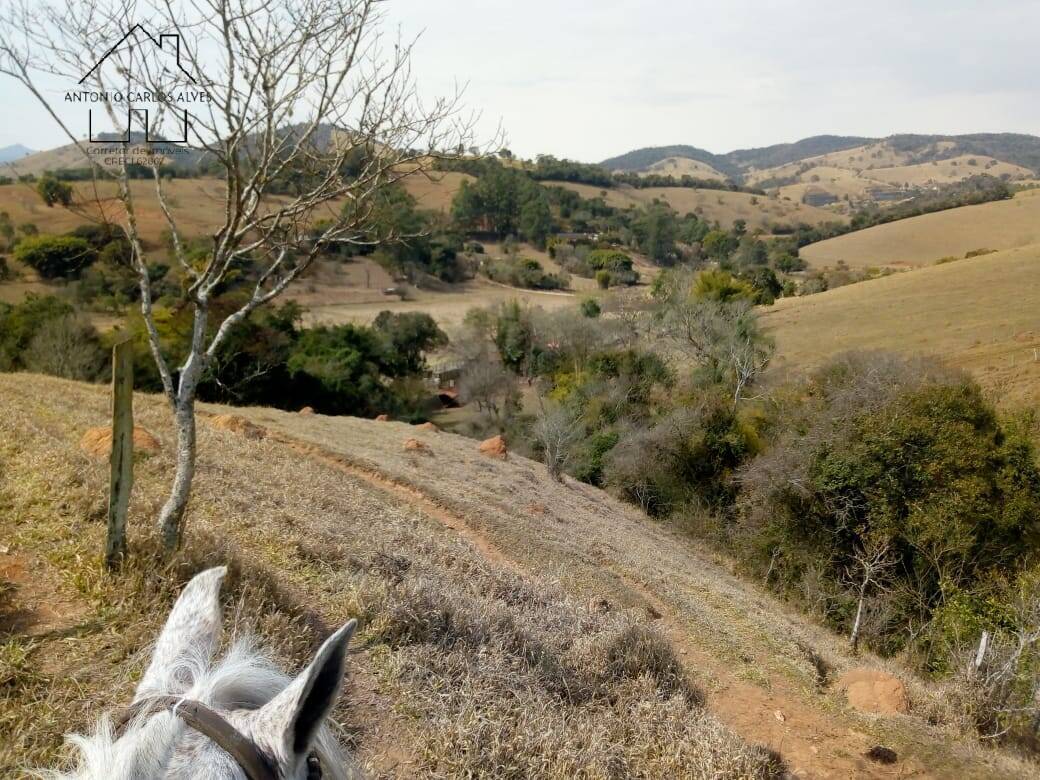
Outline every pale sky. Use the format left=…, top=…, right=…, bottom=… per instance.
left=2, top=0, right=1038, bottom=162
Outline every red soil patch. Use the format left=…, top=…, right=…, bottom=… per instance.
left=403, top=438, right=431, bottom=454
left=210, top=414, right=267, bottom=440
left=79, top=426, right=161, bottom=459
left=836, top=668, right=910, bottom=715
left=478, top=435, right=507, bottom=459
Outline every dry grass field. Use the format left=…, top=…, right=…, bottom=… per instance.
left=744, top=143, right=896, bottom=187
left=0, top=178, right=232, bottom=246
left=643, top=156, right=729, bottom=181
left=297, top=275, right=579, bottom=329
left=743, top=141, right=1034, bottom=211
left=398, top=170, right=473, bottom=212
left=761, top=243, right=1040, bottom=406
left=556, top=181, right=844, bottom=230
left=0, top=168, right=471, bottom=249
left=800, top=188, right=1040, bottom=269
left=2, top=372, right=1036, bottom=778
left=287, top=245, right=595, bottom=329
left=867, top=155, right=1033, bottom=187
left=0, top=143, right=187, bottom=177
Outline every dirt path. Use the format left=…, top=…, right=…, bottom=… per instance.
left=230, top=419, right=928, bottom=779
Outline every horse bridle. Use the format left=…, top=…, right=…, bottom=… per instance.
left=115, top=696, right=323, bottom=780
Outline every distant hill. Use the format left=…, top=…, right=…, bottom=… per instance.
left=726, top=135, right=873, bottom=171
left=602, top=133, right=1040, bottom=177
left=600, top=144, right=740, bottom=177
left=602, top=133, right=1040, bottom=214
left=0, top=143, right=35, bottom=163
left=601, top=136, right=871, bottom=175
left=2, top=132, right=208, bottom=176
left=886, top=133, right=1040, bottom=174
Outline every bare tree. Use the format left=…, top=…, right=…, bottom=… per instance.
left=0, top=0, right=479, bottom=549
left=956, top=587, right=1040, bottom=741
left=457, top=353, right=517, bottom=426
left=728, top=327, right=774, bottom=407
left=531, top=397, right=583, bottom=482
left=846, top=537, right=895, bottom=654
left=655, top=277, right=773, bottom=399
left=24, top=314, right=106, bottom=380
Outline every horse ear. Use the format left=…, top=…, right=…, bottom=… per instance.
left=135, top=566, right=227, bottom=699
left=255, top=620, right=357, bottom=763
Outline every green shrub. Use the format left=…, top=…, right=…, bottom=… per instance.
left=595, top=269, right=611, bottom=289
left=35, top=175, right=73, bottom=207
left=14, top=235, right=96, bottom=279
left=738, top=352, right=1040, bottom=664
left=580, top=298, right=601, bottom=318
left=483, top=256, right=568, bottom=290
left=693, top=269, right=756, bottom=303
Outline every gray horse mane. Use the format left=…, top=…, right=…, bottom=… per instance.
left=37, top=568, right=360, bottom=780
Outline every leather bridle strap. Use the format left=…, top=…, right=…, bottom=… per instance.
left=115, top=696, right=278, bottom=780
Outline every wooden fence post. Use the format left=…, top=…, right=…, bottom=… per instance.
left=105, top=340, right=134, bottom=569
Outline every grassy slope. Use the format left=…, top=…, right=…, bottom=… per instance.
left=220, top=401, right=1038, bottom=778
left=0, top=374, right=775, bottom=778
left=1, top=374, right=1035, bottom=777
left=0, top=169, right=469, bottom=250
left=555, top=182, right=844, bottom=230
left=801, top=189, right=1040, bottom=269
left=643, top=156, right=730, bottom=181
left=761, top=243, right=1040, bottom=405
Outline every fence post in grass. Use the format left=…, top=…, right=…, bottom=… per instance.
left=105, top=339, right=134, bottom=569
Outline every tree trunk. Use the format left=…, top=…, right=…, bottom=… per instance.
left=850, top=585, right=867, bottom=654
left=158, top=395, right=197, bottom=551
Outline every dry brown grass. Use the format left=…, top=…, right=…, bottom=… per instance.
left=801, top=189, right=1040, bottom=269
left=554, top=182, right=843, bottom=230
left=760, top=243, right=1040, bottom=407
left=642, top=156, right=729, bottom=181
left=744, top=142, right=920, bottom=187
left=867, top=155, right=1033, bottom=186
left=0, top=373, right=783, bottom=778
left=0, top=179, right=232, bottom=247
left=398, top=170, right=473, bottom=212
left=225, top=405, right=1038, bottom=778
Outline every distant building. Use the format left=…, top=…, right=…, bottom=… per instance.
left=801, top=186, right=839, bottom=207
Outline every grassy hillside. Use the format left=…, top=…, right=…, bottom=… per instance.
left=556, top=181, right=843, bottom=230
left=399, top=170, right=473, bottom=212
left=0, top=178, right=232, bottom=245
left=2, top=372, right=1034, bottom=778
left=867, top=155, right=1033, bottom=187
left=644, top=156, right=729, bottom=181
left=292, top=257, right=580, bottom=329
left=600, top=144, right=739, bottom=177
left=761, top=243, right=1040, bottom=406
left=800, top=188, right=1040, bottom=269
left=606, top=135, right=1040, bottom=214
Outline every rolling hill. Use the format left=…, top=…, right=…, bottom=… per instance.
left=602, top=134, right=1040, bottom=214
left=555, top=181, right=844, bottom=230
left=605, top=134, right=1040, bottom=180
left=799, top=188, right=1040, bottom=269
left=0, top=144, right=34, bottom=163
left=2, top=372, right=1035, bottom=778
left=761, top=241, right=1040, bottom=406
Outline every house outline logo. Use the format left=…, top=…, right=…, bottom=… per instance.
left=77, top=24, right=199, bottom=145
